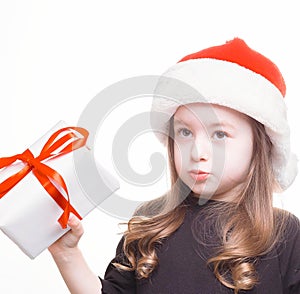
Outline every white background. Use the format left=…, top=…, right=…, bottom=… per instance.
left=0, top=1, right=299, bottom=293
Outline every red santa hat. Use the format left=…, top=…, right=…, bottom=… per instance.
left=151, top=38, right=297, bottom=190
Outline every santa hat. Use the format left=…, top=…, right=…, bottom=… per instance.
left=151, top=38, right=297, bottom=190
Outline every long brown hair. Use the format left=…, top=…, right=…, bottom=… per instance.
left=115, top=115, right=288, bottom=293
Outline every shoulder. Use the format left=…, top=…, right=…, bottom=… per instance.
left=133, top=194, right=167, bottom=217
left=273, top=208, right=300, bottom=254
left=286, top=212, right=300, bottom=234
left=275, top=208, right=300, bottom=241
left=273, top=208, right=300, bottom=290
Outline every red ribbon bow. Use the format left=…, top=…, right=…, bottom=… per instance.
left=0, top=126, right=89, bottom=229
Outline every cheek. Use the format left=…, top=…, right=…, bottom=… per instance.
left=173, top=142, right=191, bottom=174
left=174, top=144, right=182, bottom=173
left=225, top=140, right=253, bottom=174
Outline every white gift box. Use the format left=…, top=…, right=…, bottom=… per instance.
left=0, top=121, right=119, bottom=259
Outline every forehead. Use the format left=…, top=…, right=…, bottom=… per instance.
left=173, top=103, right=250, bottom=126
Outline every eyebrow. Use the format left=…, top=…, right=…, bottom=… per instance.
left=209, top=121, right=236, bottom=130
left=173, top=118, right=191, bottom=126
left=173, top=118, right=236, bottom=130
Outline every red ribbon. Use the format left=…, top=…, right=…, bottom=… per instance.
left=0, top=126, right=89, bottom=229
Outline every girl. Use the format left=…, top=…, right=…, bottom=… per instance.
left=49, top=38, right=300, bottom=293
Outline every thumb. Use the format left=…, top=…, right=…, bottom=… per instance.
left=68, top=213, right=84, bottom=237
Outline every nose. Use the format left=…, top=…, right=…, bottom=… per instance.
left=191, top=134, right=210, bottom=162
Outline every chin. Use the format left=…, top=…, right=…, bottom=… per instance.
left=190, top=182, right=219, bottom=198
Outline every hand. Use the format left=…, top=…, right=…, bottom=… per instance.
left=48, top=215, right=102, bottom=293
left=48, top=213, right=84, bottom=256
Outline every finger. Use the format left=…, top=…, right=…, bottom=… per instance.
left=68, top=213, right=84, bottom=238
left=68, top=213, right=80, bottom=227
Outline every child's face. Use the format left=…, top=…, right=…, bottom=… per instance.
left=173, top=103, right=254, bottom=202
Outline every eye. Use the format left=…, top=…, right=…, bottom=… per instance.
left=213, top=131, right=228, bottom=140
left=176, top=127, right=193, bottom=138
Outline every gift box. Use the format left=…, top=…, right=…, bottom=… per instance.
left=0, top=121, right=119, bottom=259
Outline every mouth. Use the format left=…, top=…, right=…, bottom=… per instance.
left=189, top=170, right=209, bottom=182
